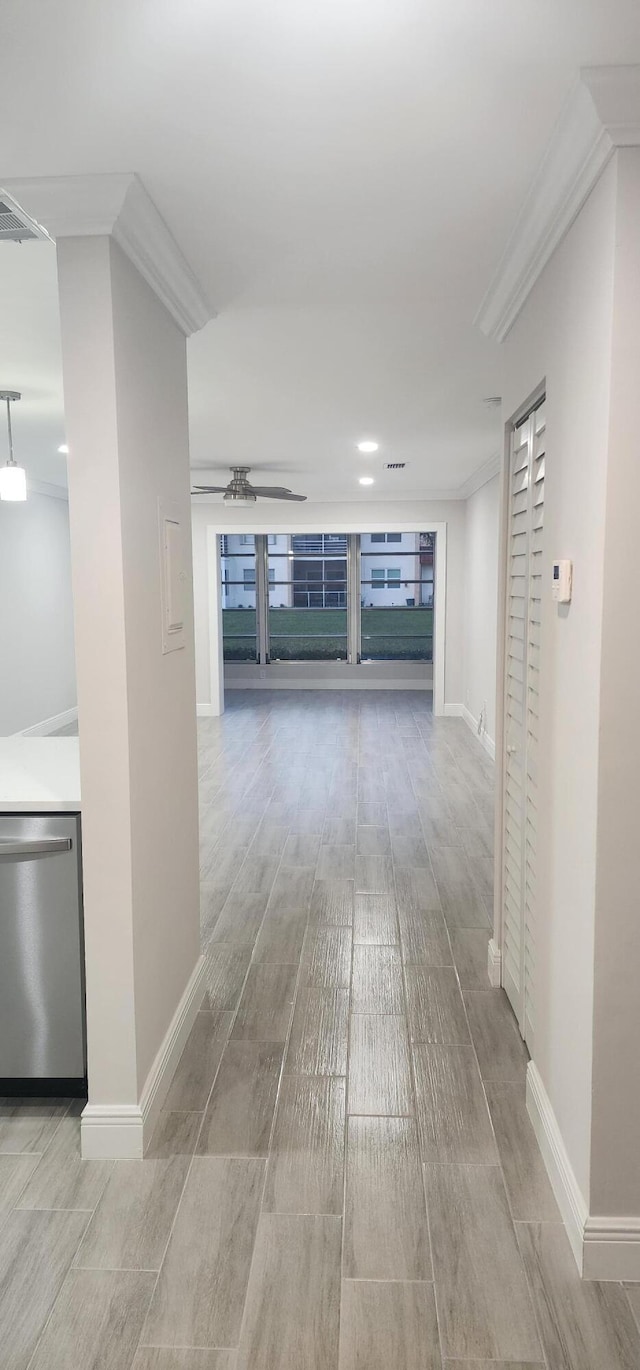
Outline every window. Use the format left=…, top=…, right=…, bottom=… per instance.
left=267, top=535, right=347, bottom=660
left=220, top=536, right=257, bottom=662
left=218, top=532, right=435, bottom=667
left=360, top=532, right=434, bottom=661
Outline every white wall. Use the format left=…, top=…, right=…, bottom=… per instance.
left=58, top=235, right=201, bottom=1124
left=463, top=475, right=499, bottom=748
left=0, top=491, right=77, bottom=735
left=191, top=498, right=466, bottom=707
left=501, top=159, right=617, bottom=1206
left=589, top=149, right=640, bottom=1221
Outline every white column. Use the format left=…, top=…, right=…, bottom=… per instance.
left=4, top=175, right=213, bottom=1157
left=56, top=232, right=206, bottom=1156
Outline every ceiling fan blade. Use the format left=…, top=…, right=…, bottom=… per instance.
left=250, top=486, right=307, bottom=501
left=191, top=485, right=229, bottom=493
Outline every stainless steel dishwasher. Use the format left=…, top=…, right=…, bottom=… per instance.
left=0, top=814, right=86, bottom=1092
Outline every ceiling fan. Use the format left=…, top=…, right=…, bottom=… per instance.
left=191, top=465, right=306, bottom=504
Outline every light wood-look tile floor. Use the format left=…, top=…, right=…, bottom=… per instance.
left=5, top=690, right=640, bottom=1369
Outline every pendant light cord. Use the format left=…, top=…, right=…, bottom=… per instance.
left=5, top=396, right=15, bottom=465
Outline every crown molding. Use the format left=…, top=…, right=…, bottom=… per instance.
left=1, top=174, right=213, bottom=336
left=458, top=453, right=501, bottom=500
left=27, top=478, right=69, bottom=501
left=476, top=65, right=640, bottom=342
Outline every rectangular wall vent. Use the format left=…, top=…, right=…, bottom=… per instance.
left=385, top=462, right=406, bottom=470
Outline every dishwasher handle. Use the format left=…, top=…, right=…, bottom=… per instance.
left=0, top=837, right=72, bottom=857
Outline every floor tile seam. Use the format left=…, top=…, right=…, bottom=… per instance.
left=392, top=851, right=439, bottom=1330
left=340, top=878, right=356, bottom=1288
left=401, top=745, right=487, bottom=1369
left=425, top=761, right=549, bottom=1369
left=259, top=836, right=322, bottom=1213
left=142, top=827, right=296, bottom=1359
left=22, top=1210, right=98, bottom=1370
left=341, top=1276, right=435, bottom=1285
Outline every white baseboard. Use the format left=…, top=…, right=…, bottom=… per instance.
left=526, top=1061, right=588, bottom=1274
left=197, top=702, right=224, bottom=716
left=487, top=937, right=502, bottom=987
left=81, top=954, right=207, bottom=1159
left=18, top=705, right=78, bottom=737
left=461, top=704, right=496, bottom=760
left=583, top=1216, right=640, bottom=1282
left=527, top=1061, right=640, bottom=1280
left=443, top=702, right=464, bottom=717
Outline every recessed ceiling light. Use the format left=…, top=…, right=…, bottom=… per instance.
left=359, top=476, right=374, bottom=486
left=57, top=443, right=69, bottom=454
left=357, top=440, right=378, bottom=453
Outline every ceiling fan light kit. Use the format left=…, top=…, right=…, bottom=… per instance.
left=192, top=464, right=307, bottom=503
left=0, top=390, right=27, bottom=502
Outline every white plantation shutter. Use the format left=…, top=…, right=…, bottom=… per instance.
left=502, top=396, right=545, bottom=1049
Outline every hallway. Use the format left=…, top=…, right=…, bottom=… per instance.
left=1, top=691, right=639, bottom=1368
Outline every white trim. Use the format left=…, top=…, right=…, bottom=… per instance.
left=81, top=954, right=207, bottom=1159
left=457, top=454, right=501, bottom=500
left=476, top=66, right=640, bottom=341
left=583, top=1217, right=640, bottom=1283
left=461, top=704, right=496, bottom=760
left=487, top=938, right=502, bottom=987
left=527, top=1061, right=640, bottom=1280
left=2, top=174, right=212, bottom=336
left=18, top=706, right=78, bottom=737
left=224, top=676, right=433, bottom=692
left=205, top=519, right=447, bottom=718
left=197, top=703, right=217, bottom=716
left=206, top=526, right=225, bottom=717
left=526, top=1062, right=588, bottom=1274
left=443, top=703, right=464, bottom=717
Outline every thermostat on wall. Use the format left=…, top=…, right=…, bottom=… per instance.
left=552, top=559, right=572, bottom=604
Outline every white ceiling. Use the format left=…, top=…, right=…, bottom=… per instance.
left=1, top=0, right=640, bottom=498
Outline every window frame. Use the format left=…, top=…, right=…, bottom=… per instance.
left=215, top=526, right=445, bottom=709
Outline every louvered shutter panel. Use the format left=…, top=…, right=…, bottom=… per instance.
left=502, top=396, right=545, bottom=1050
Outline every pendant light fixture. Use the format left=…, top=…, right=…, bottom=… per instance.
left=0, top=391, right=26, bottom=501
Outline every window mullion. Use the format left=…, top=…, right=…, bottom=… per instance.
left=255, top=534, right=269, bottom=665
left=347, top=533, right=361, bottom=664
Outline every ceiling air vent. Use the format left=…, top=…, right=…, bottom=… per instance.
left=0, top=198, right=48, bottom=243
left=385, top=462, right=406, bottom=470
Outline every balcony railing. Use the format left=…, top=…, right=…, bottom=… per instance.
left=291, top=534, right=348, bottom=556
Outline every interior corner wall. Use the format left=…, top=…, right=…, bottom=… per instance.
left=463, top=475, right=500, bottom=746
left=108, top=242, right=202, bottom=1097
left=190, top=498, right=466, bottom=707
left=501, top=158, right=617, bottom=1206
left=0, top=491, right=77, bottom=734
left=58, top=234, right=201, bottom=1110
left=589, top=148, right=640, bottom=1221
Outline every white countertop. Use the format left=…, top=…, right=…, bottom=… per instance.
left=0, top=737, right=81, bottom=812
